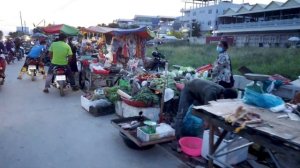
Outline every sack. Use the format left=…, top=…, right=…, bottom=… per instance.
left=243, top=88, right=284, bottom=109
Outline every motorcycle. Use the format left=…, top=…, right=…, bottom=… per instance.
left=144, top=47, right=166, bottom=72
left=15, top=48, right=23, bottom=61
left=0, top=56, right=6, bottom=85
left=52, top=66, right=70, bottom=96
left=27, top=58, right=40, bottom=81
left=5, top=50, right=15, bottom=64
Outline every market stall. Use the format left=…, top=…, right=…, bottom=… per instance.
left=77, top=26, right=153, bottom=91
left=193, top=99, right=300, bottom=168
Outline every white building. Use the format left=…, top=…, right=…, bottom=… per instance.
left=180, top=0, right=243, bottom=33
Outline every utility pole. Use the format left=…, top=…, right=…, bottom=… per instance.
left=20, top=11, right=23, bottom=33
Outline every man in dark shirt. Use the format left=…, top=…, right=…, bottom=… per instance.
left=175, top=79, right=237, bottom=139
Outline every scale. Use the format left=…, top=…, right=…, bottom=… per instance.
left=244, top=73, right=271, bottom=93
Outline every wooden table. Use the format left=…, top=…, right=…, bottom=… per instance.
left=193, top=99, right=300, bottom=168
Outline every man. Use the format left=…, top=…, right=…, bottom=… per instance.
left=17, top=40, right=46, bottom=79
left=175, top=79, right=237, bottom=139
left=43, top=33, right=78, bottom=93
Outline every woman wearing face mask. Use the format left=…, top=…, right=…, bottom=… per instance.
left=211, top=40, right=234, bottom=88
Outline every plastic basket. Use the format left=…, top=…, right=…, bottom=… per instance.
left=179, top=137, right=203, bottom=157
left=121, top=97, right=152, bottom=108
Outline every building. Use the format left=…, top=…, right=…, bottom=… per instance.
left=16, top=26, right=30, bottom=34
left=216, top=0, right=300, bottom=47
left=180, top=0, right=243, bottom=33
left=133, top=15, right=176, bottom=33
left=114, top=19, right=134, bottom=28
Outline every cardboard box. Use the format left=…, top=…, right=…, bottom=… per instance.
left=201, top=130, right=249, bottom=167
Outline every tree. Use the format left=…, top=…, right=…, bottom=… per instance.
left=169, top=30, right=184, bottom=39
left=107, top=23, right=119, bottom=28
left=97, top=23, right=107, bottom=27
left=191, top=20, right=201, bottom=37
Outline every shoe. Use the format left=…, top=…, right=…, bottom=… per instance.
left=17, top=75, right=22, bottom=80
left=43, top=88, right=49, bottom=93
left=42, top=75, right=46, bottom=80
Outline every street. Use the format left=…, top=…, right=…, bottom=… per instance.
left=0, top=60, right=187, bottom=168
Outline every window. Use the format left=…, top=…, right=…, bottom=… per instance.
left=193, top=12, right=196, bottom=16
left=208, top=21, right=211, bottom=26
left=208, top=9, right=212, bottom=14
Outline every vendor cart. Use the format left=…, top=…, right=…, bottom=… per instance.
left=111, top=116, right=176, bottom=148
left=78, top=56, right=123, bottom=91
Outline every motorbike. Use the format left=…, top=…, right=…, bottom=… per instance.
left=0, top=57, right=6, bottom=85
left=144, top=47, right=166, bottom=72
left=27, top=58, right=40, bottom=81
left=15, top=48, right=23, bottom=61
left=5, top=50, right=16, bottom=64
left=52, top=66, right=70, bottom=96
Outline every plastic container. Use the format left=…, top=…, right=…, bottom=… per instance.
left=122, top=97, right=152, bottom=108
left=179, top=137, right=203, bottom=157
left=201, top=130, right=249, bottom=167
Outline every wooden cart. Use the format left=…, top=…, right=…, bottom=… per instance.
left=111, top=116, right=175, bottom=147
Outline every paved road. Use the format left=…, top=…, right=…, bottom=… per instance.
left=0, top=60, right=187, bottom=168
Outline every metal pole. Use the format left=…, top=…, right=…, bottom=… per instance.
left=20, top=11, right=23, bottom=33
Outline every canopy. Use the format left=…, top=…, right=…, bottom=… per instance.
left=43, top=24, right=79, bottom=36
left=85, top=26, right=154, bottom=39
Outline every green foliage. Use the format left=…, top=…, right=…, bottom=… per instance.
left=169, top=30, right=184, bottom=39
left=146, top=44, right=300, bottom=80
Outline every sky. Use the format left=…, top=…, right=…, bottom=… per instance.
left=0, top=0, right=287, bottom=34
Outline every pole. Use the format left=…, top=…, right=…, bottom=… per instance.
left=20, top=11, right=23, bottom=33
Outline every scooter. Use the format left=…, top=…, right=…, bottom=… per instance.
left=27, top=58, right=40, bottom=81
left=0, top=57, right=6, bottom=85
left=144, top=47, right=166, bottom=72
left=52, top=66, right=70, bottom=96
left=5, top=50, right=15, bottom=64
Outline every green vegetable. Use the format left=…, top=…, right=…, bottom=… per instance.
left=132, top=87, right=159, bottom=105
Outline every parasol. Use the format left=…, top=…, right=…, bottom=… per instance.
left=31, top=32, right=48, bottom=38
left=43, top=24, right=79, bottom=36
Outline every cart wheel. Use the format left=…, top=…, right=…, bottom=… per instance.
left=79, top=71, right=85, bottom=90
left=119, top=132, right=155, bottom=150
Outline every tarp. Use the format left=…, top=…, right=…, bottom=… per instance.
left=85, top=26, right=154, bottom=39
left=43, top=24, right=79, bottom=36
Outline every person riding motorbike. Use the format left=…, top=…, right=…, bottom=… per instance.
left=43, top=33, right=78, bottom=93
left=17, top=40, right=47, bottom=80
left=0, top=40, right=6, bottom=82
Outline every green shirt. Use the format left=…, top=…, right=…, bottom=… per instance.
left=49, top=41, right=73, bottom=65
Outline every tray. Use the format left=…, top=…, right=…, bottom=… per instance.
left=111, top=116, right=175, bottom=147
left=244, top=73, right=270, bottom=81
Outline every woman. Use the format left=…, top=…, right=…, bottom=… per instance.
left=211, top=40, right=234, bottom=88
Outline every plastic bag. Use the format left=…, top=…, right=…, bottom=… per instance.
left=243, top=88, right=284, bottom=109
left=182, top=105, right=203, bottom=136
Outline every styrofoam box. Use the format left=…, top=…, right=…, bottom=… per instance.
left=202, top=130, right=249, bottom=168
left=80, top=95, right=105, bottom=112
left=114, top=101, right=123, bottom=117
left=121, top=102, right=160, bottom=122
left=137, top=125, right=175, bottom=142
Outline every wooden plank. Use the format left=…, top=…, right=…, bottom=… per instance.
left=193, top=99, right=300, bottom=148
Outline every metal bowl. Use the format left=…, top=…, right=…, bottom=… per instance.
left=244, top=73, right=270, bottom=81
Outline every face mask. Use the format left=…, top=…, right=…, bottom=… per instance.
left=216, top=46, right=223, bottom=53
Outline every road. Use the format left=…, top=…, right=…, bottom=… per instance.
left=0, top=60, right=187, bottom=168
